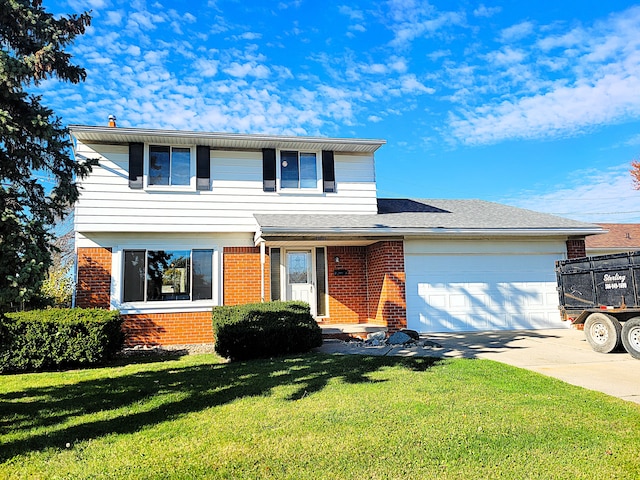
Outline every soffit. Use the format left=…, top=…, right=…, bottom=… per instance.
left=69, top=125, right=386, bottom=154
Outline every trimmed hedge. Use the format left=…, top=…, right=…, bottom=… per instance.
left=212, top=301, right=323, bottom=361
left=0, top=308, right=124, bottom=373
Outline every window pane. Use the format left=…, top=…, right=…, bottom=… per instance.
left=315, top=248, right=326, bottom=316
left=147, top=250, right=190, bottom=301
left=123, top=250, right=145, bottom=302
left=149, top=146, right=170, bottom=185
left=281, top=151, right=299, bottom=188
left=288, top=252, right=309, bottom=284
left=270, top=248, right=281, bottom=301
left=299, top=153, right=317, bottom=188
left=171, top=147, right=191, bottom=185
left=192, top=250, right=213, bottom=300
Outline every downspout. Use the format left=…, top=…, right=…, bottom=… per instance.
left=260, top=241, right=266, bottom=303
left=72, top=251, right=78, bottom=308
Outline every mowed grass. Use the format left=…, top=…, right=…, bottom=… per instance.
left=1, top=353, right=639, bottom=479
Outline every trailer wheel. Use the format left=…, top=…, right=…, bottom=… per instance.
left=621, top=317, right=640, bottom=360
left=584, top=313, right=622, bottom=353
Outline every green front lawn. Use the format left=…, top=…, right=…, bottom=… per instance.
left=1, top=353, right=639, bottom=479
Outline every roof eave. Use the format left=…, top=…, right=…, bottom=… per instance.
left=69, top=125, right=386, bottom=154
left=256, top=227, right=606, bottom=237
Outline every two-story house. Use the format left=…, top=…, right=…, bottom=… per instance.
left=71, top=123, right=602, bottom=345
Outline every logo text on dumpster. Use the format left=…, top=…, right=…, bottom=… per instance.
left=603, top=273, right=627, bottom=290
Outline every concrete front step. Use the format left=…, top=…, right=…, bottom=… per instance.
left=320, top=323, right=388, bottom=340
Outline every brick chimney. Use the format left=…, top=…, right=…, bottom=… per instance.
left=108, top=115, right=117, bottom=127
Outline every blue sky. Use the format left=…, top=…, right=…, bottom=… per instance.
left=41, top=0, right=640, bottom=222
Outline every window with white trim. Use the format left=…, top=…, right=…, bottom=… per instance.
left=280, top=150, right=318, bottom=189
left=123, top=249, right=213, bottom=302
left=149, top=146, right=191, bottom=186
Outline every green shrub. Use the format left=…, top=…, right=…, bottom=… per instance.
left=212, top=301, right=322, bottom=361
left=0, top=308, right=123, bottom=373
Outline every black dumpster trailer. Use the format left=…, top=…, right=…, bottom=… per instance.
left=556, top=251, right=640, bottom=359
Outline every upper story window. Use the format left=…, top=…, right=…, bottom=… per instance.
left=263, top=148, right=335, bottom=193
left=128, top=143, right=210, bottom=191
left=281, top=151, right=317, bottom=189
left=149, top=146, right=191, bottom=186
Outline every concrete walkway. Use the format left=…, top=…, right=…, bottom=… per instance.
left=317, top=328, right=640, bottom=404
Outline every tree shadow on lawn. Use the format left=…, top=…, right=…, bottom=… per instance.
left=0, top=353, right=443, bottom=462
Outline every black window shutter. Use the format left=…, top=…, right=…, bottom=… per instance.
left=322, top=150, right=336, bottom=192
left=263, top=148, right=276, bottom=192
left=196, top=145, right=210, bottom=191
left=129, top=142, right=144, bottom=189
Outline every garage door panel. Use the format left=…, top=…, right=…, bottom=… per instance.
left=406, top=253, right=564, bottom=333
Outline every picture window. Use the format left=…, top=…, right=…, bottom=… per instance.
left=123, top=249, right=213, bottom=302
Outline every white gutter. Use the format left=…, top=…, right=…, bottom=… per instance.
left=256, top=227, right=605, bottom=238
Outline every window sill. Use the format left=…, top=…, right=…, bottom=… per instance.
left=114, top=300, right=217, bottom=315
left=145, top=185, right=196, bottom=193
left=277, top=188, right=324, bottom=195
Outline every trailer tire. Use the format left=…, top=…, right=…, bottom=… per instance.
left=621, top=317, right=640, bottom=360
left=584, top=313, right=622, bottom=353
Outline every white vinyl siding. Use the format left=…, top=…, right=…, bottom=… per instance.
left=75, top=144, right=378, bottom=233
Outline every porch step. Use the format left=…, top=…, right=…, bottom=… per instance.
left=320, top=323, right=387, bottom=340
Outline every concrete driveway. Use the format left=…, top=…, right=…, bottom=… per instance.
left=318, top=328, right=640, bottom=404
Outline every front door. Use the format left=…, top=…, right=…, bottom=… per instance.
left=286, top=250, right=316, bottom=315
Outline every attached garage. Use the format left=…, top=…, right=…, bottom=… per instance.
left=405, top=239, right=567, bottom=333
left=256, top=199, right=604, bottom=334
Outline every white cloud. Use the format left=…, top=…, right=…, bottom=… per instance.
left=499, top=21, right=535, bottom=42
left=389, top=57, right=408, bottom=73
left=400, top=74, right=435, bottom=94
left=339, top=5, right=364, bottom=20
left=194, top=58, right=219, bottom=77
left=126, top=45, right=141, bottom=56
left=103, top=10, right=124, bottom=26
left=625, top=134, right=640, bottom=146
left=484, top=46, right=527, bottom=65
left=503, top=164, right=640, bottom=223
left=223, top=62, right=270, bottom=79
left=68, top=0, right=107, bottom=9
left=448, top=6, right=640, bottom=144
left=427, top=49, right=450, bottom=61
left=232, top=32, right=263, bottom=41
left=386, top=1, right=466, bottom=48
left=450, top=73, right=640, bottom=144
left=473, top=4, right=501, bottom=18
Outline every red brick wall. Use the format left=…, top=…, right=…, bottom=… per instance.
left=76, top=247, right=112, bottom=309
left=325, top=246, right=368, bottom=324
left=122, top=311, right=213, bottom=346
left=223, top=246, right=270, bottom=305
left=566, top=238, right=586, bottom=259
left=366, top=241, right=407, bottom=331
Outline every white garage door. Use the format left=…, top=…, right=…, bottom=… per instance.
left=406, top=253, right=564, bottom=333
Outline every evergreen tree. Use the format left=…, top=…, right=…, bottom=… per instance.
left=0, top=0, right=94, bottom=311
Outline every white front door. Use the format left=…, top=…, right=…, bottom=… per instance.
left=286, top=250, right=316, bottom=315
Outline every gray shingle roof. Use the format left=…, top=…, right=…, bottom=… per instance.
left=254, top=198, right=602, bottom=237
